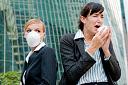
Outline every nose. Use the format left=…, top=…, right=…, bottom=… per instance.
left=97, top=16, right=103, bottom=24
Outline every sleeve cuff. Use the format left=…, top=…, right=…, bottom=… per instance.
left=104, top=56, right=111, bottom=60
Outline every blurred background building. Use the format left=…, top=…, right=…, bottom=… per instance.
left=0, top=0, right=128, bottom=84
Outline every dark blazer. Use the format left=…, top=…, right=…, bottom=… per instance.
left=21, top=46, right=57, bottom=85
left=59, top=33, right=121, bottom=85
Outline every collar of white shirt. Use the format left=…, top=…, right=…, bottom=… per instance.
left=74, top=29, right=84, bottom=40
left=26, top=42, right=46, bottom=63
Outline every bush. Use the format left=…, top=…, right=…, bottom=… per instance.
left=0, top=71, right=21, bottom=85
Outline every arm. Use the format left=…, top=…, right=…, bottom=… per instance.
left=100, top=28, right=121, bottom=81
left=104, top=42, right=121, bottom=81
left=40, top=47, right=57, bottom=85
left=60, top=34, right=96, bottom=83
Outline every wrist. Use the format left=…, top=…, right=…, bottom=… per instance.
left=86, top=46, right=97, bottom=55
left=103, top=49, right=111, bottom=57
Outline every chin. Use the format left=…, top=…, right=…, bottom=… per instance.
left=93, top=31, right=97, bottom=34
left=90, top=32, right=95, bottom=36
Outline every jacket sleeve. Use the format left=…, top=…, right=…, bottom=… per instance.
left=104, top=42, right=121, bottom=81
left=60, top=34, right=96, bottom=83
left=40, top=47, right=57, bottom=85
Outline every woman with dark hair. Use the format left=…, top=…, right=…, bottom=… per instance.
left=59, top=2, right=121, bottom=85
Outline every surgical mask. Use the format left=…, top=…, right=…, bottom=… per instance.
left=25, top=31, right=41, bottom=47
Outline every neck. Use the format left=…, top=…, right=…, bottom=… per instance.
left=83, top=29, right=94, bottom=42
left=84, top=33, right=93, bottom=41
left=31, top=47, right=36, bottom=52
left=31, top=45, right=39, bottom=51
left=30, top=42, right=42, bottom=51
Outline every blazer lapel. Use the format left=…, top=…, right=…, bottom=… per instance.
left=25, top=52, right=38, bottom=79
left=74, top=38, right=86, bottom=57
left=28, top=52, right=38, bottom=65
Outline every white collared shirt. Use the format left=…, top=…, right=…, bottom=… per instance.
left=25, top=42, right=46, bottom=63
left=74, top=30, right=108, bottom=85
left=22, top=42, right=46, bottom=85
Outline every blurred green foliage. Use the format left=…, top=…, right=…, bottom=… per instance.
left=0, top=71, right=21, bottom=85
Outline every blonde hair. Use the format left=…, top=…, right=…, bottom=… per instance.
left=24, top=19, right=45, bottom=32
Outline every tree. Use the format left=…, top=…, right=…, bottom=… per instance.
left=0, top=71, right=20, bottom=85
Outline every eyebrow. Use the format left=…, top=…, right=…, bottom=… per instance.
left=93, top=13, right=104, bottom=16
left=27, top=27, right=40, bottom=30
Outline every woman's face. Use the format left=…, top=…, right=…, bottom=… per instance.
left=24, top=23, right=45, bottom=40
left=81, top=11, right=104, bottom=36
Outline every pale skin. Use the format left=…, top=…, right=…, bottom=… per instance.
left=88, top=28, right=111, bottom=57
left=24, top=23, right=45, bottom=51
left=80, top=11, right=111, bottom=58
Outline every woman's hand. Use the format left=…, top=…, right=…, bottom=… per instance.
left=87, top=26, right=110, bottom=55
left=102, top=27, right=112, bottom=57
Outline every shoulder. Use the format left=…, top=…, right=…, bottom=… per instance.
left=41, top=46, right=55, bottom=54
left=61, top=33, right=75, bottom=40
left=60, top=33, right=76, bottom=49
left=60, top=33, right=75, bottom=43
left=39, top=46, right=56, bottom=60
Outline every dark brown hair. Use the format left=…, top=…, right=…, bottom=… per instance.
left=78, top=2, right=104, bottom=30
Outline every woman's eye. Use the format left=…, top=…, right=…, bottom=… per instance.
left=35, top=30, right=40, bottom=33
left=26, top=29, right=31, bottom=32
left=93, top=15, right=98, bottom=17
left=37, top=30, right=40, bottom=32
left=101, top=16, right=104, bottom=18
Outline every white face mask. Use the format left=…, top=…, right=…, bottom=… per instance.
left=25, top=31, right=41, bottom=47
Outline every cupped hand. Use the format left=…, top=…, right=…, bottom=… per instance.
left=87, top=27, right=110, bottom=55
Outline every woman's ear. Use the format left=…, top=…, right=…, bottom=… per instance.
left=43, top=32, right=45, bottom=39
left=41, top=32, right=45, bottom=41
left=80, top=16, right=86, bottom=24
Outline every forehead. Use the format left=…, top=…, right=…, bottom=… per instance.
left=27, top=23, right=41, bottom=27
left=91, top=11, right=104, bottom=15
left=26, top=23, right=43, bottom=30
